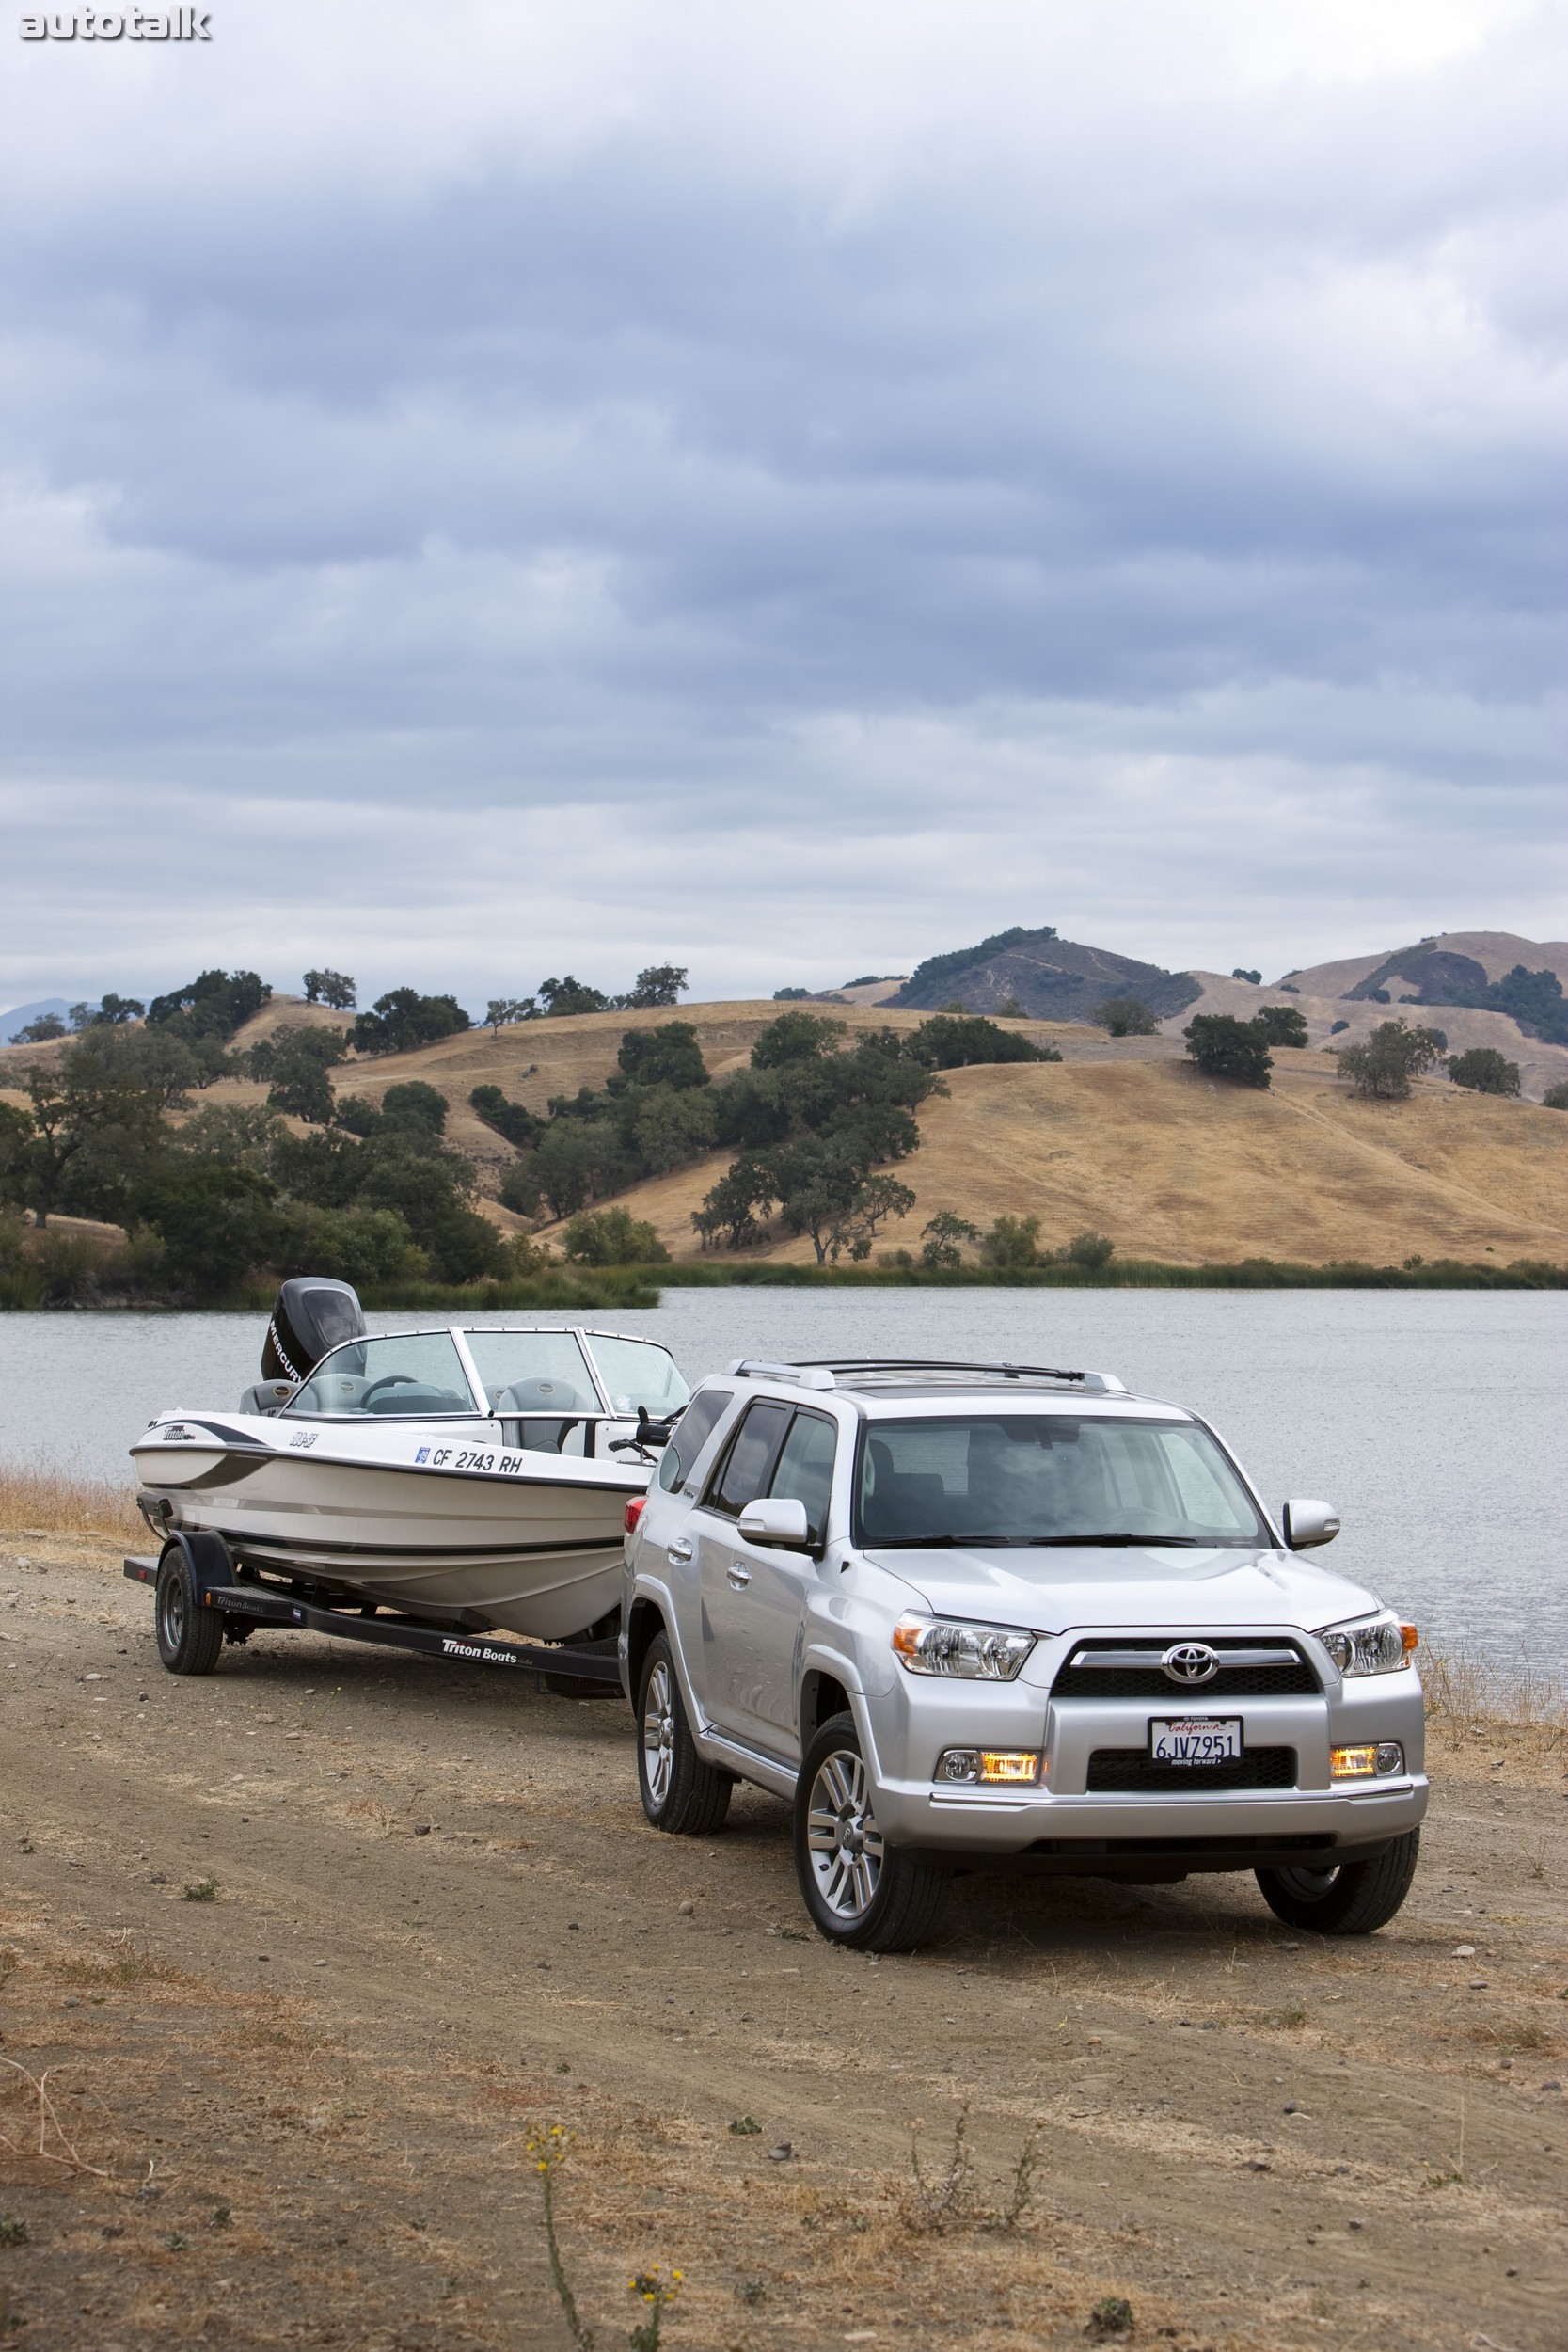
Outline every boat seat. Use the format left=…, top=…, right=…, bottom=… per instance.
left=493, top=1378, right=590, bottom=1412
left=364, top=1386, right=470, bottom=1415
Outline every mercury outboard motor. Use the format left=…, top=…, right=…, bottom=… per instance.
left=240, top=1278, right=368, bottom=1413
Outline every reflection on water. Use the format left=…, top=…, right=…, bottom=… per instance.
left=1, top=1290, right=1562, bottom=1670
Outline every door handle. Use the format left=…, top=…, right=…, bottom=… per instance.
left=667, top=1538, right=693, bottom=1565
left=726, top=1564, right=752, bottom=1588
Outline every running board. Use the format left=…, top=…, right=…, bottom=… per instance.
left=123, top=1554, right=622, bottom=1686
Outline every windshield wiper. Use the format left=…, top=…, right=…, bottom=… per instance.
left=1025, top=1533, right=1212, bottom=1548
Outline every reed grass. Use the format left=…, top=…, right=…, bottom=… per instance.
left=1421, top=1643, right=1566, bottom=1737
left=0, top=1463, right=142, bottom=1543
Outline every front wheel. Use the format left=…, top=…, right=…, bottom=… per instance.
left=1256, top=1830, right=1420, bottom=1934
left=155, top=1543, right=224, bottom=1676
left=636, top=1633, right=733, bottom=1835
left=793, top=1713, right=948, bottom=1952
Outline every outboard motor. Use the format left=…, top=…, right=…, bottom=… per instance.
left=240, top=1278, right=367, bottom=1413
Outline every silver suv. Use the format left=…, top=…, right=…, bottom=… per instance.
left=621, top=1357, right=1428, bottom=1952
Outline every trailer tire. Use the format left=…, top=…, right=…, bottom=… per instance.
left=636, top=1632, right=733, bottom=1835
left=155, top=1543, right=224, bottom=1677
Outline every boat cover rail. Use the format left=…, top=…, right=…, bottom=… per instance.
left=124, top=1553, right=621, bottom=1684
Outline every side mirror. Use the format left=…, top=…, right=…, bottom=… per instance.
left=737, top=1497, right=813, bottom=1549
left=1281, top=1499, right=1340, bottom=1550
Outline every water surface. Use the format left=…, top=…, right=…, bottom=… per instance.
left=3, top=1291, right=1561, bottom=1669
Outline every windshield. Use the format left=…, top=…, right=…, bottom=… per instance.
left=855, top=1415, right=1268, bottom=1548
left=583, top=1334, right=689, bottom=1417
left=463, top=1330, right=600, bottom=1414
left=284, top=1331, right=477, bottom=1419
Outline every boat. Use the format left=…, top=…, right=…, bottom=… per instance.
left=129, top=1278, right=688, bottom=1643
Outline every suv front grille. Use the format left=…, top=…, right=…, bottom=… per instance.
left=1085, top=1746, right=1298, bottom=1793
left=1053, top=1639, right=1318, bottom=1699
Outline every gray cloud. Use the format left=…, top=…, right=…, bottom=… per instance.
left=1, top=0, right=1562, bottom=1006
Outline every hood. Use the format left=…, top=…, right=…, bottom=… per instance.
left=862, top=1542, right=1383, bottom=1635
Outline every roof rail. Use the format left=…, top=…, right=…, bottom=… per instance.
left=744, top=1358, right=1128, bottom=1394
left=724, top=1358, right=837, bottom=1391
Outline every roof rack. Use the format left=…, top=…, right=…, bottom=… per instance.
left=727, top=1358, right=1127, bottom=1395
left=724, top=1359, right=838, bottom=1391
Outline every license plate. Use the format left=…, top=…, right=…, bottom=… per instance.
left=1149, top=1716, right=1243, bottom=1766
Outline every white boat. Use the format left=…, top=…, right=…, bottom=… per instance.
left=129, top=1279, right=688, bottom=1643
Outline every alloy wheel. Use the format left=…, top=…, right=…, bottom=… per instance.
left=805, top=1747, right=884, bottom=1920
left=642, top=1660, right=675, bottom=1808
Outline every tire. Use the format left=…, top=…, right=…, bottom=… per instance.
left=1256, top=1829, right=1420, bottom=1934
left=793, top=1712, right=948, bottom=1953
left=154, top=1543, right=224, bottom=1677
left=636, top=1632, right=734, bottom=1836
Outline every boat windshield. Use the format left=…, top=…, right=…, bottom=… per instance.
left=463, top=1330, right=601, bottom=1416
left=283, top=1332, right=478, bottom=1419
left=855, top=1416, right=1269, bottom=1549
left=583, top=1334, right=690, bottom=1417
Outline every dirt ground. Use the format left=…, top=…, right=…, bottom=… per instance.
left=3, top=1533, right=1565, bottom=2352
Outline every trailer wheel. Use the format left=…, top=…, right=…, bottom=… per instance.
left=636, top=1632, right=733, bottom=1835
left=155, top=1544, right=224, bottom=1676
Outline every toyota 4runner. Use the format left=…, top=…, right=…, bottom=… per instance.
left=621, top=1356, right=1427, bottom=1951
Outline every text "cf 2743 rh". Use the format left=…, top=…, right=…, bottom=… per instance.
left=21, top=8, right=211, bottom=35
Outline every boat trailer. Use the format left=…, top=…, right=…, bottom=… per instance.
left=124, top=1529, right=624, bottom=1693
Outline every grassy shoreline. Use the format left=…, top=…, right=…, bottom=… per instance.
left=1, top=1251, right=1563, bottom=1312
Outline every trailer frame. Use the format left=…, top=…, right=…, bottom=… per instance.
left=125, top=1529, right=624, bottom=1692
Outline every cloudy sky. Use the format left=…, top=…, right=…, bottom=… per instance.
left=1, top=0, right=1562, bottom=1011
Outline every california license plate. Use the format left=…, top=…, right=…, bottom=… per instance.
left=1149, top=1716, right=1243, bottom=1766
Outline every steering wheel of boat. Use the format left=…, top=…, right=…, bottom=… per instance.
left=361, top=1374, right=420, bottom=1405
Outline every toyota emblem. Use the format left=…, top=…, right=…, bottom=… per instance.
left=1162, top=1641, right=1220, bottom=1685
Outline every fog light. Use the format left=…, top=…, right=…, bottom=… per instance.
left=934, top=1749, right=1041, bottom=1786
left=1374, top=1741, right=1404, bottom=1776
left=1332, top=1745, right=1377, bottom=1778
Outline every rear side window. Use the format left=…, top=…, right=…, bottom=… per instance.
left=768, top=1410, right=838, bottom=1546
left=657, top=1387, right=733, bottom=1492
left=707, top=1401, right=792, bottom=1518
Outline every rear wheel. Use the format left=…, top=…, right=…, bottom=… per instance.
left=636, top=1633, right=733, bottom=1835
left=793, top=1712, right=948, bottom=1952
left=1256, top=1830, right=1420, bottom=1933
left=154, top=1543, right=224, bottom=1677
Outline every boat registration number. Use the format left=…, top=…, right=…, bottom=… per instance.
left=1148, top=1717, right=1243, bottom=1766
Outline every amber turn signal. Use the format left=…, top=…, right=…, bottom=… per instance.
left=1401, top=1623, right=1418, bottom=1652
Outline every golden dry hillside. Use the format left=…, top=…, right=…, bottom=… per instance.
left=291, top=999, right=1567, bottom=1268
left=6, top=995, right=1565, bottom=1268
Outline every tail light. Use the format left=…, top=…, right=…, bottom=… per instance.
left=624, top=1497, right=646, bottom=1535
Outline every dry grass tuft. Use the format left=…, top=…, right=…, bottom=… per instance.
left=1423, top=1645, right=1567, bottom=1734
left=0, top=1462, right=141, bottom=1543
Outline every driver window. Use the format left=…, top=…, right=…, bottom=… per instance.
left=285, top=1332, right=475, bottom=1418
left=768, top=1410, right=837, bottom=1546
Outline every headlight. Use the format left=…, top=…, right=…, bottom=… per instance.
left=1315, top=1616, right=1409, bottom=1677
left=893, top=1615, right=1035, bottom=1680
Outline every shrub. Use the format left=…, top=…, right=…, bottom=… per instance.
left=1330, top=1018, right=1349, bottom=1034
left=1064, top=1231, right=1115, bottom=1269
left=772, top=987, right=811, bottom=1001
left=560, top=1207, right=669, bottom=1264
left=1336, top=1019, right=1446, bottom=1102
left=1447, top=1047, right=1521, bottom=1097
left=352, top=990, right=470, bottom=1056
left=1182, top=1014, right=1272, bottom=1089
left=920, top=1211, right=981, bottom=1270
left=1231, top=968, right=1261, bottom=984
left=302, top=969, right=356, bottom=1009
left=1091, top=996, right=1158, bottom=1037
left=910, top=1014, right=1050, bottom=1068
left=1252, top=1004, right=1309, bottom=1049
left=983, top=1214, right=1041, bottom=1269
left=379, top=1081, right=449, bottom=1137
left=469, top=1085, right=546, bottom=1150
left=1543, top=1081, right=1568, bottom=1111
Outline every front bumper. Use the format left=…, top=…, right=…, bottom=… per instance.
left=861, top=1646, right=1428, bottom=1866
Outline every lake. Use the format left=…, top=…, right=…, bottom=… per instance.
left=3, top=1290, right=1562, bottom=1671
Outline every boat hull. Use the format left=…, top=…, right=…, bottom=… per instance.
left=131, top=1417, right=648, bottom=1642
